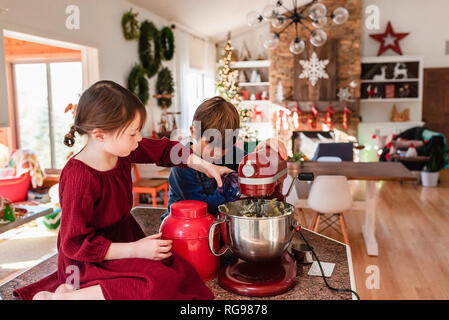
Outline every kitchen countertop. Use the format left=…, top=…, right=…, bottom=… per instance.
left=0, top=207, right=356, bottom=300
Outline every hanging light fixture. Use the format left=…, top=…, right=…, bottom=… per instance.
left=247, top=0, right=349, bottom=55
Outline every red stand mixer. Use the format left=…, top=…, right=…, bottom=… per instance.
left=209, top=147, right=299, bottom=297
left=238, top=146, right=287, bottom=202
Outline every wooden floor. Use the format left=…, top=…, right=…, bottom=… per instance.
left=303, top=168, right=449, bottom=299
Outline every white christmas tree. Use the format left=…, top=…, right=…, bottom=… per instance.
left=216, top=38, right=241, bottom=105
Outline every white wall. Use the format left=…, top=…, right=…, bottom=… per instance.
left=0, top=0, right=177, bottom=132
left=216, top=23, right=270, bottom=62
left=360, top=0, right=449, bottom=123
left=362, top=0, right=449, bottom=68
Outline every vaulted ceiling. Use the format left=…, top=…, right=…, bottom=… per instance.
left=129, top=0, right=311, bottom=42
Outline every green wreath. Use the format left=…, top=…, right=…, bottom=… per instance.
left=156, top=67, right=174, bottom=108
left=128, top=64, right=149, bottom=105
left=160, top=27, right=175, bottom=60
left=121, top=9, right=140, bottom=40
left=139, top=20, right=161, bottom=78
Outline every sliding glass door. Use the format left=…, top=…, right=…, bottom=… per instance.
left=13, top=61, right=83, bottom=169
left=49, top=62, right=83, bottom=169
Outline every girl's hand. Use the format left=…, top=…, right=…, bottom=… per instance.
left=132, top=233, right=172, bottom=261
left=255, top=138, right=288, bottom=160
left=187, top=154, right=233, bottom=187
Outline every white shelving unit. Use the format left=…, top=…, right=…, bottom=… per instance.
left=360, top=55, right=423, bottom=103
left=227, top=60, right=274, bottom=140
left=358, top=56, right=424, bottom=161
left=239, top=82, right=269, bottom=87
left=232, top=60, right=270, bottom=91
left=230, top=60, right=270, bottom=69
left=234, top=59, right=272, bottom=114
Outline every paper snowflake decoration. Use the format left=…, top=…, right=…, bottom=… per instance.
left=337, top=88, right=352, bottom=102
left=299, top=52, right=329, bottom=87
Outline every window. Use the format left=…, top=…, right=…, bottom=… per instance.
left=13, top=60, right=83, bottom=169
left=185, top=69, right=215, bottom=126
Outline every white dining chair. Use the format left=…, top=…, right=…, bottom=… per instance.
left=307, top=175, right=352, bottom=245
left=317, top=156, right=343, bottom=162
left=283, top=174, right=308, bottom=226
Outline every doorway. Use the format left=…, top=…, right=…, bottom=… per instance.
left=423, top=68, right=449, bottom=140
left=12, top=59, right=83, bottom=169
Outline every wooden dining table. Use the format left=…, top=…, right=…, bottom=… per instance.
left=287, top=161, right=417, bottom=256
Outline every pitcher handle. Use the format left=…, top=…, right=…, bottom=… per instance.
left=208, top=216, right=229, bottom=256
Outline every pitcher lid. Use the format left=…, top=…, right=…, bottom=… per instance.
left=170, top=200, right=208, bottom=219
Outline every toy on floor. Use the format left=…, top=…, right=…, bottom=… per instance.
left=0, top=197, right=28, bottom=224
left=42, top=184, right=62, bottom=230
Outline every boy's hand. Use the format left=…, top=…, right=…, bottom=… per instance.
left=255, top=138, right=288, bottom=160
left=187, top=153, right=233, bottom=187
left=132, top=233, right=172, bottom=261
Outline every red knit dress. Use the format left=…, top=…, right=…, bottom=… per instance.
left=13, top=138, right=214, bottom=300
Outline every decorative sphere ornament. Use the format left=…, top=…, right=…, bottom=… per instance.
left=247, top=11, right=262, bottom=26
left=263, top=33, right=280, bottom=50
left=312, top=16, right=327, bottom=28
left=310, top=29, right=327, bottom=47
left=332, top=7, right=349, bottom=25
left=272, top=16, right=285, bottom=28
left=309, top=3, right=327, bottom=20
left=262, top=4, right=278, bottom=20
left=289, top=38, right=305, bottom=55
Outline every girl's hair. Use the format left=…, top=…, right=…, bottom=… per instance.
left=64, top=80, right=147, bottom=147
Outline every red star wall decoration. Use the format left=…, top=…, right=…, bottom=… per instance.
left=370, top=21, right=409, bottom=56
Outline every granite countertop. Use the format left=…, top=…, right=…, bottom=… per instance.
left=0, top=207, right=355, bottom=300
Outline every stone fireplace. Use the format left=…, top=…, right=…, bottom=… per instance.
left=268, top=0, right=362, bottom=153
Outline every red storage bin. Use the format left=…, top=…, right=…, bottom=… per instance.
left=0, top=171, right=31, bottom=202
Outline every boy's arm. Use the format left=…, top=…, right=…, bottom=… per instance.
left=170, top=167, right=226, bottom=214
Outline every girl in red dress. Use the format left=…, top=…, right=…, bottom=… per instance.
left=13, top=80, right=231, bottom=300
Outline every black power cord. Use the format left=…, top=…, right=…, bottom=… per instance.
left=295, top=226, right=360, bottom=300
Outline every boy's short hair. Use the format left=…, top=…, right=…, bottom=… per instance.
left=192, top=96, right=240, bottom=149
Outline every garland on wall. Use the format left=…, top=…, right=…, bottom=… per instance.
left=121, top=9, right=140, bottom=40
left=156, top=67, right=174, bottom=108
left=160, top=26, right=175, bottom=61
left=121, top=9, right=176, bottom=106
left=272, top=103, right=356, bottom=132
left=128, top=64, right=149, bottom=105
left=139, top=20, right=161, bottom=78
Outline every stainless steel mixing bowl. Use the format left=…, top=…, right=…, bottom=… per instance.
left=208, top=199, right=298, bottom=262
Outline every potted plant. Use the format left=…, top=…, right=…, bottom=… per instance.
left=421, top=145, right=445, bottom=187
left=287, top=152, right=308, bottom=172
left=287, top=152, right=308, bottom=164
